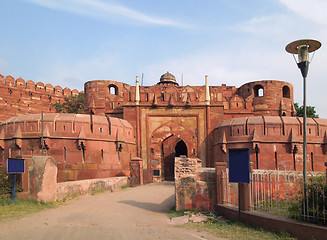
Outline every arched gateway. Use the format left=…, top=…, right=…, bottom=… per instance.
left=149, top=120, right=197, bottom=181
left=162, top=136, right=188, bottom=181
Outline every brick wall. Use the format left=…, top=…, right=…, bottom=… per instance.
left=0, top=75, right=80, bottom=123
left=0, top=113, right=136, bottom=182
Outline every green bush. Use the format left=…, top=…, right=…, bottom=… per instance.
left=305, top=177, right=327, bottom=224
left=288, top=176, right=327, bottom=225
left=0, top=164, right=12, bottom=196
left=0, top=164, right=22, bottom=197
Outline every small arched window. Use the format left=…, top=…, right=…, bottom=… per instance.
left=108, top=84, right=118, bottom=95
left=282, top=85, right=290, bottom=98
left=254, top=85, right=264, bottom=97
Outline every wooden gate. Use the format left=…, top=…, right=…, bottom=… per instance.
left=130, top=161, right=141, bottom=186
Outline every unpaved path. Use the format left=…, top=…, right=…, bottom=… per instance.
left=0, top=182, right=222, bottom=240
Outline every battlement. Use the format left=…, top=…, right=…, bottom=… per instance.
left=85, top=78, right=295, bottom=120
left=0, top=74, right=79, bottom=96
left=0, top=74, right=81, bottom=123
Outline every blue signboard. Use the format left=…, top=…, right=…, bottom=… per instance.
left=7, top=158, right=25, bottom=173
left=229, top=149, right=250, bottom=183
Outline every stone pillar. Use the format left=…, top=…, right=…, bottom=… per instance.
left=29, top=156, right=57, bottom=202
left=175, top=156, right=198, bottom=211
left=239, top=183, right=251, bottom=211
left=216, top=162, right=227, bottom=205
left=239, top=162, right=253, bottom=211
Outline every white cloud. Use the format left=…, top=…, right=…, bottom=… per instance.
left=31, top=53, right=126, bottom=91
left=23, top=0, right=188, bottom=28
left=235, top=14, right=291, bottom=36
left=279, top=0, right=327, bottom=26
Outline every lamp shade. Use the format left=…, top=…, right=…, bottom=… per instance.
left=286, top=39, right=321, bottom=62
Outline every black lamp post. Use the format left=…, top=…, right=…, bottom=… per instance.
left=286, top=39, right=321, bottom=216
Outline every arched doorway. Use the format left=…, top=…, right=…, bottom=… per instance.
left=175, top=140, right=187, bottom=157
left=162, top=137, right=188, bottom=181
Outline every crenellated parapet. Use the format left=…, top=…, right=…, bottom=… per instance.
left=84, top=76, right=295, bottom=122
left=84, top=78, right=240, bottom=115
left=0, top=74, right=81, bottom=123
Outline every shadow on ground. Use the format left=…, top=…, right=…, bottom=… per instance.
left=118, top=194, right=175, bottom=213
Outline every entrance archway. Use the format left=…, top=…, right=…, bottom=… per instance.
left=162, top=137, right=188, bottom=181
left=175, top=140, right=187, bottom=157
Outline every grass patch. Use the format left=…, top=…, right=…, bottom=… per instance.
left=0, top=198, right=63, bottom=221
left=168, top=207, right=295, bottom=240
left=120, top=184, right=130, bottom=190
left=91, top=189, right=105, bottom=196
left=167, top=206, right=185, bottom=219
left=167, top=206, right=202, bottom=219
left=183, top=218, right=295, bottom=240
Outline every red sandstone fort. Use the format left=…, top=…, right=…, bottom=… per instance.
left=1, top=72, right=327, bottom=183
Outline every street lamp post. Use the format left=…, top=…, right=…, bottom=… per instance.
left=286, top=39, right=321, bottom=217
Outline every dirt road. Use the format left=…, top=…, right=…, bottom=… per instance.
left=0, top=182, right=221, bottom=240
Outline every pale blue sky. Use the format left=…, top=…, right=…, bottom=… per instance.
left=1, top=0, right=327, bottom=117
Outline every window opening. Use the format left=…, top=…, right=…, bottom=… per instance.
left=254, top=85, right=264, bottom=97
left=109, top=85, right=118, bottom=95
left=282, top=86, right=290, bottom=98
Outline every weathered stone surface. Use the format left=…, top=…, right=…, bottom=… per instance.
left=175, top=157, right=216, bottom=211
left=29, top=156, right=57, bottom=202
left=56, top=176, right=127, bottom=201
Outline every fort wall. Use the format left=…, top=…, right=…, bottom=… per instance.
left=0, top=75, right=80, bottom=123
left=212, top=116, right=327, bottom=171
left=84, top=76, right=296, bottom=179
left=0, top=113, right=136, bottom=182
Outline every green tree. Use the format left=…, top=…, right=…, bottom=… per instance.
left=53, top=93, right=85, bottom=114
left=294, top=102, right=319, bottom=118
